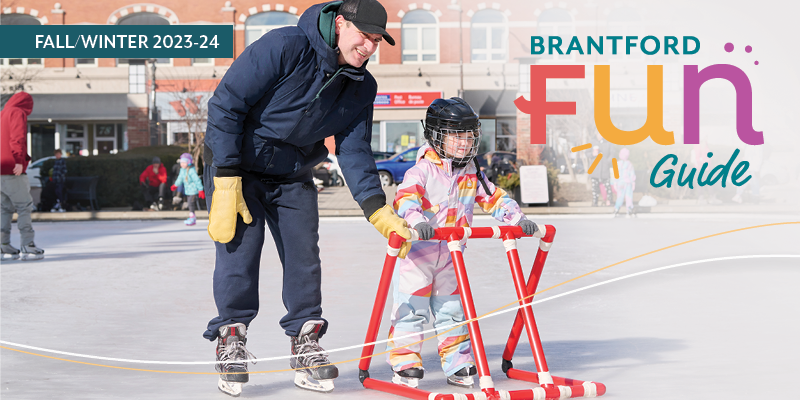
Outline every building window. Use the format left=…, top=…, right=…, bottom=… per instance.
left=76, top=58, right=98, bottom=67
left=118, top=58, right=170, bottom=66
left=1, top=14, right=43, bottom=67
left=537, top=8, right=574, bottom=61
left=63, top=124, right=87, bottom=157
left=117, top=13, right=170, bottom=65
left=368, top=45, right=380, bottom=65
left=192, top=58, right=214, bottom=65
left=129, top=62, right=146, bottom=94
left=607, top=7, right=643, bottom=60
left=402, top=10, right=438, bottom=63
left=471, top=10, right=507, bottom=63
left=245, top=12, right=299, bottom=47
left=383, top=121, right=424, bottom=153
left=496, top=118, right=517, bottom=152
left=94, top=124, right=118, bottom=155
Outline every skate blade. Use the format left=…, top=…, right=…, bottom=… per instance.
left=294, top=371, right=335, bottom=393
left=392, top=373, right=420, bottom=388
left=1, top=255, right=21, bottom=262
left=447, top=375, right=474, bottom=389
left=20, top=254, right=44, bottom=261
left=218, top=378, right=242, bottom=397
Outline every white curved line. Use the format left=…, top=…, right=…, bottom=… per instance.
left=1, top=255, right=797, bottom=365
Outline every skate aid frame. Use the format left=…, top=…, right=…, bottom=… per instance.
left=358, top=225, right=606, bottom=400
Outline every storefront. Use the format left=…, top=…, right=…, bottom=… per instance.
left=27, top=94, right=128, bottom=161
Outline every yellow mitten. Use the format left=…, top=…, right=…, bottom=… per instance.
left=208, top=177, right=253, bottom=243
left=368, top=205, right=412, bottom=258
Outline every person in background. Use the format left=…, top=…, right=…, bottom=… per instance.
left=50, top=149, right=67, bottom=213
left=613, top=148, right=636, bottom=217
left=0, top=92, right=45, bottom=261
left=171, top=153, right=205, bottom=225
left=139, top=157, right=168, bottom=211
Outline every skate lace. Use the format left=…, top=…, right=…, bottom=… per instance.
left=220, top=340, right=257, bottom=366
left=294, top=336, right=330, bottom=366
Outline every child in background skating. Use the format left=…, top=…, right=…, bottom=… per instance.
left=170, top=153, right=204, bottom=225
left=51, top=149, right=67, bottom=212
left=387, top=98, right=538, bottom=388
left=613, top=148, right=636, bottom=217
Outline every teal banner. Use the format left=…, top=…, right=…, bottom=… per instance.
left=0, top=25, right=233, bottom=58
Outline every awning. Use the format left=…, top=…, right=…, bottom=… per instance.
left=28, top=93, right=128, bottom=121
left=462, top=90, right=518, bottom=118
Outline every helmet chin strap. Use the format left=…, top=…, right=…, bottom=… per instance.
left=473, top=157, right=493, bottom=195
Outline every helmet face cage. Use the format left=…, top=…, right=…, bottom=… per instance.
left=425, top=123, right=482, bottom=168
left=423, top=97, right=482, bottom=168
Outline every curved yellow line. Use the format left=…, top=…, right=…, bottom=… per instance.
left=3, top=221, right=798, bottom=375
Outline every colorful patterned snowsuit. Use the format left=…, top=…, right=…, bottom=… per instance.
left=387, top=144, right=526, bottom=375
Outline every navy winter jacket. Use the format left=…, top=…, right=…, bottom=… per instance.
left=205, top=1, right=384, bottom=208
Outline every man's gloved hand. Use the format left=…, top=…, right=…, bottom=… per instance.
left=368, top=205, right=412, bottom=258
left=414, top=222, right=435, bottom=241
left=517, top=219, right=538, bottom=236
left=208, top=177, right=252, bottom=243
left=198, top=190, right=206, bottom=200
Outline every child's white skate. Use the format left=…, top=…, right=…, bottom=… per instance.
left=1, top=243, right=20, bottom=261
left=392, top=367, right=424, bottom=388
left=446, top=365, right=476, bottom=388
left=290, top=320, right=338, bottom=393
left=20, top=242, right=44, bottom=261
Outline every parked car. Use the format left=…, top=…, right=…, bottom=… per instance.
left=372, top=151, right=395, bottom=161
left=27, top=156, right=59, bottom=188
left=375, top=147, right=420, bottom=187
left=476, top=151, right=517, bottom=183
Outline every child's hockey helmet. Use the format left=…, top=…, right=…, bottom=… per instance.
left=423, top=97, right=482, bottom=168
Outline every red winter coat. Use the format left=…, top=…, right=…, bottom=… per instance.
left=139, top=164, right=167, bottom=187
left=1, top=92, right=33, bottom=175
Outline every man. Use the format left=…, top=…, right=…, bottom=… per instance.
left=202, top=0, right=411, bottom=396
left=138, top=156, right=168, bottom=210
left=0, top=92, right=45, bottom=261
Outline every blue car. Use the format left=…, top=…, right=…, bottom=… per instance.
left=375, top=147, right=420, bottom=187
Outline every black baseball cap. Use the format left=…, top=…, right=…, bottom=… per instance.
left=340, top=0, right=395, bottom=46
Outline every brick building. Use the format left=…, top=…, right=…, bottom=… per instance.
left=1, top=0, right=671, bottom=166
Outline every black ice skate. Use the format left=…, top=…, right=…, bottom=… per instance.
left=392, top=367, right=424, bottom=388
left=20, top=242, right=44, bottom=261
left=216, top=323, right=256, bottom=397
left=447, top=365, right=477, bottom=388
left=1, top=243, right=20, bottom=261
left=290, top=320, right=338, bottom=393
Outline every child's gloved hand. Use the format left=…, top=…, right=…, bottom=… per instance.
left=414, top=222, right=435, bottom=241
left=198, top=190, right=206, bottom=199
left=517, top=219, right=538, bottom=236
left=170, top=185, right=177, bottom=192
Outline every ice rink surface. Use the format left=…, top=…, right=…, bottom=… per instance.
left=2, top=213, right=799, bottom=400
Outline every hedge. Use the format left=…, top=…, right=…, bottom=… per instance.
left=41, top=145, right=199, bottom=208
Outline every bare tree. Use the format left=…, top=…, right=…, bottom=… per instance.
left=1, top=65, right=42, bottom=107
left=160, top=71, right=217, bottom=172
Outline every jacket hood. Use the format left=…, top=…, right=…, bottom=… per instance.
left=298, top=1, right=370, bottom=72
left=4, top=92, right=33, bottom=116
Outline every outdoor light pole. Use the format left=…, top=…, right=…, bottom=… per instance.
left=148, top=59, right=158, bottom=145
left=448, top=0, right=464, bottom=98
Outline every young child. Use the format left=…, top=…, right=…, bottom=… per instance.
left=613, top=147, right=636, bottom=217
left=170, top=153, right=205, bottom=225
left=50, top=149, right=67, bottom=212
left=387, top=98, right=537, bottom=388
